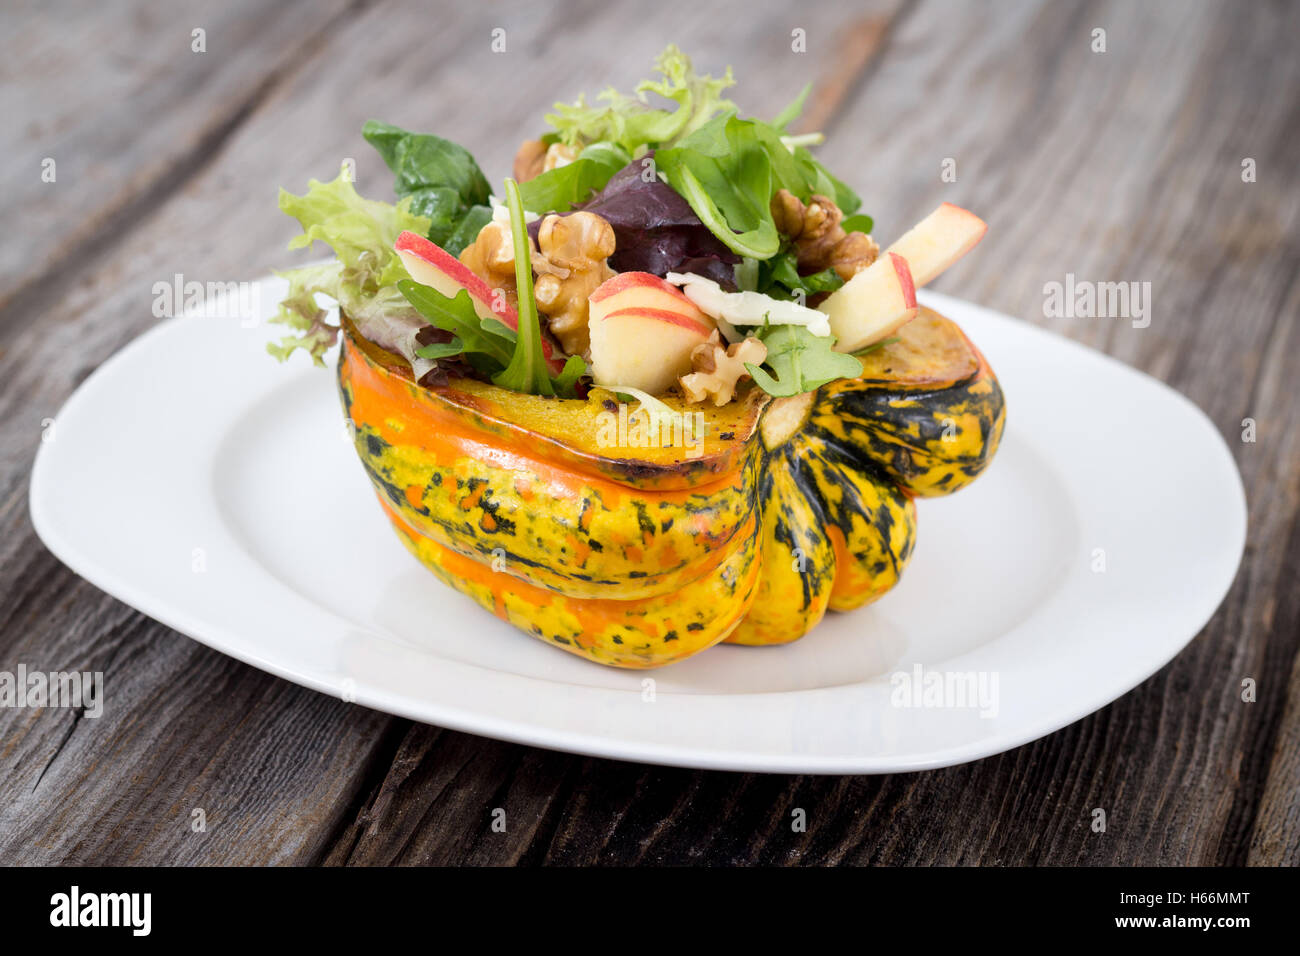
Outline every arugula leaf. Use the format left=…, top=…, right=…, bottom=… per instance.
left=745, top=324, right=862, bottom=397
left=546, top=45, right=736, bottom=154
left=362, top=120, right=492, bottom=252
left=852, top=336, right=900, bottom=357
left=772, top=83, right=811, bottom=130
left=399, top=189, right=589, bottom=397
left=479, top=316, right=517, bottom=346
left=412, top=339, right=466, bottom=361
left=399, top=281, right=513, bottom=368
left=765, top=253, right=844, bottom=298
left=551, top=355, right=588, bottom=398
left=492, top=179, right=555, bottom=396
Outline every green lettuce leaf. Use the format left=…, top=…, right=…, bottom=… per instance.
left=269, top=166, right=429, bottom=365
left=546, top=45, right=736, bottom=154
left=267, top=261, right=345, bottom=364
left=517, top=142, right=629, bottom=213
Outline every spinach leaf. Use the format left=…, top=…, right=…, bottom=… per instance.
left=514, top=142, right=630, bottom=216
left=442, top=204, right=492, bottom=257
left=363, top=120, right=492, bottom=251
left=656, top=114, right=780, bottom=259
left=399, top=281, right=513, bottom=369
left=656, top=113, right=866, bottom=260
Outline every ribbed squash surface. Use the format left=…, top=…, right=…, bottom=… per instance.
left=338, top=307, right=1004, bottom=668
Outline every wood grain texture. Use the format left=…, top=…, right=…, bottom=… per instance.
left=0, top=0, right=1296, bottom=866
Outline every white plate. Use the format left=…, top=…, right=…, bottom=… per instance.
left=29, top=283, right=1246, bottom=773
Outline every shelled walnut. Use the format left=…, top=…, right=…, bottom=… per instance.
left=458, top=212, right=615, bottom=357
left=770, top=188, right=879, bottom=281
left=533, top=212, right=615, bottom=357
left=457, top=220, right=560, bottom=311
left=679, top=331, right=768, bottom=406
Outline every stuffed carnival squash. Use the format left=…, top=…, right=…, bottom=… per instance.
left=271, top=46, right=1006, bottom=668
left=338, top=307, right=1003, bottom=667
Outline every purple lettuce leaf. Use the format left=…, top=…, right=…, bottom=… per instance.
left=528, top=153, right=740, bottom=289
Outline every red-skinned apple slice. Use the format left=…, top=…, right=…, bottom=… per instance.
left=394, top=231, right=565, bottom=375
left=883, top=203, right=987, bottom=287
left=589, top=271, right=702, bottom=315
left=818, top=252, right=918, bottom=353
left=588, top=273, right=714, bottom=393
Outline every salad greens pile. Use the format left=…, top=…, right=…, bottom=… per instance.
left=402, top=179, right=587, bottom=397
left=269, top=44, right=876, bottom=400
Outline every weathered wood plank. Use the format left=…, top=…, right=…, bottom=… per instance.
left=0, top=0, right=1295, bottom=866
left=0, top=0, right=355, bottom=329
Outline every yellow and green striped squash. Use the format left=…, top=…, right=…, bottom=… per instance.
left=338, top=307, right=1005, bottom=668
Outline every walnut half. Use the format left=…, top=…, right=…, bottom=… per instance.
left=458, top=212, right=615, bottom=358
left=532, top=212, right=615, bottom=357
left=771, top=188, right=879, bottom=281
left=679, top=331, right=768, bottom=406
left=458, top=219, right=558, bottom=312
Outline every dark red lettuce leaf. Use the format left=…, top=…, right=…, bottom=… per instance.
left=528, top=153, right=740, bottom=290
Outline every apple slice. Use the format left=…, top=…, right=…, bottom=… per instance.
left=589, top=271, right=702, bottom=317
left=883, top=202, right=987, bottom=288
left=588, top=273, right=714, bottom=394
left=818, top=252, right=917, bottom=353
left=394, top=231, right=565, bottom=374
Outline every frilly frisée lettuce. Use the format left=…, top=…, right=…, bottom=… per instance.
left=546, top=44, right=738, bottom=154
left=269, top=167, right=429, bottom=367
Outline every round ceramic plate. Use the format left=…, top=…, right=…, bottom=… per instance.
left=29, top=283, right=1246, bottom=773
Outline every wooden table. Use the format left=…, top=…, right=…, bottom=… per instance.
left=2, top=0, right=1296, bottom=866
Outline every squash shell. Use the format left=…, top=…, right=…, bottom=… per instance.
left=337, top=307, right=1004, bottom=668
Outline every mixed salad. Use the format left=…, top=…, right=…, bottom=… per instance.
left=270, top=45, right=986, bottom=414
